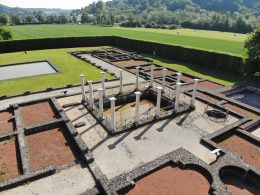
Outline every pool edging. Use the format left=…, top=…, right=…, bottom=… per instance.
left=0, top=60, right=61, bottom=82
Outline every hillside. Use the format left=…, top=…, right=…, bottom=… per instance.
left=0, top=4, right=70, bottom=15
left=76, top=0, right=260, bottom=33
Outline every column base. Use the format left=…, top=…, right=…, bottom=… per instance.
left=155, top=114, right=160, bottom=119
left=189, top=105, right=196, bottom=110
left=99, top=116, right=104, bottom=121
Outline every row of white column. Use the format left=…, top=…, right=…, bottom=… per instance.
left=81, top=70, right=122, bottom=101
left=80, top=65, right=199, bottom=131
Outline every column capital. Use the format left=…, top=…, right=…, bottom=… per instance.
left=193, top=78, right=200, bottom=82
left=157, top=86, right=163, bottom=90
left=135, top=66, right=140, bottom=70
left=176, top=82, right=182, bottom=86
left=87, top=80, right=93, bottom=84
left=80, top=74, right=85, bottom=77
left=98, top=88, right=104, bottom=91
left=101, top=71, right=105, bottom=74
left=162, top=68, right=167, bottom=71
left=134, top=91, right=142, bottom=95
left=109, top=97, right=117, bottom=101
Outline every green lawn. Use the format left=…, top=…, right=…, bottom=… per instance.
left=0, top=46, right=246, bottom=96
left=0, top=47, right=112, bottom=96
left=4, top=24, right=247, bottom=57
left=144, top=54, right=247, bottom=86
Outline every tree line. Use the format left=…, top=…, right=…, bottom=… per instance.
left=0, top=12, right=72, bottom=25
left=72, top=0, right=259, bottom=33
left=0, top=0, right=259, bottom=34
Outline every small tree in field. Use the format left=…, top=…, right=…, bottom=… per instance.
left=245, top=25, right=260, bottom=80
left=0, top=28, right=12, bottom=41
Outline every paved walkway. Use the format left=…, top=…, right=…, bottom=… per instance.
left=81, top=54, right=141, bottom=84
left=57, top=94, right=222, bottom=180
left=2, top=164, right=96, bottom=195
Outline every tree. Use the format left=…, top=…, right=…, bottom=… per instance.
left=0, top=14, right=8, bottom=25
left=25, top=15, right=34, bottom=23
left=96, top=1, right=105, bottom=11
left=0, top=28, right=12, bottom=41
left=72, top=16, right=77, bottom=23
left=49, top=15, right=57, bottom=24
left=36, top=12, right=46, bottom=23
left=10, top=15, right=22, bottom=25
left=81, top=13, right=91, bottom=23
left=245, top=25, right=260, bottom=79
left=60, top=14, right=69, bottom=24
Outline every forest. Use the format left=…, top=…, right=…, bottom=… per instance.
left=0, top=0, right=259, bottom=33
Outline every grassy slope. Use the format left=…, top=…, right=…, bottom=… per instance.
left=0, top=47, right=112, bottom=95
left=145, top=54, right=246, bottom=86
left=4, top=24, right=247, bottom=57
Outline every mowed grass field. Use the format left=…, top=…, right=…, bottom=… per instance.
left=0, top=47, right=112, bottom=95
left=4, top=24, right=247, bottom=57
left=0, top=46, right=245, bottom=96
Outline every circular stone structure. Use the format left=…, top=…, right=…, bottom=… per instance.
left=123, top=165, right=211, bottom=195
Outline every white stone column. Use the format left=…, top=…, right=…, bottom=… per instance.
left=101, top=72, right=106, bottom=96
left=174, top=82, right=181, bottom=110
left=80, top=74, right=86, bottom=102
left=98, top=88, right=104, bottom=119
left=162, top=68, right=167, bottom=91
left=190, top=79, right=199, bottom=107
left=134, top=91, right=142, bottom=124
left=150, top=65, right=154, bottom=87
left=88, top=81, right=93, bottom=108
left=176, top=72, right=182, bottom=84
left=109, top=97, right=117, bottom=131
left=119, top=69, right=123, bottom=94
left=135, top=66, right=140, bottom=90
left=156, top=86, right=163, bottom=117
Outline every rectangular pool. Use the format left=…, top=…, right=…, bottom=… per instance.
left=0, top=61, right=58, bottom=81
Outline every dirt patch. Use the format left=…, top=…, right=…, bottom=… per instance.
left=181, top=75, right=194, bottom=82
left=0, top=111, right=13, bottom=121
left=197, top=92, right=220, bottom=104
left=0, top=138, right=20, bottom=182
left=223, top=103, right=259, bottom=121
left=26, top=126, right=79, bottom=171
left=219, top=134, right=260, bottom=169
left=222, top=175, right=260, bottom=195
left=144, top=70, right=167, bottom=77
left=0, top=121, right=15, bottom=136
left=20, top=101, right=59, bottom=127
left=113, top=60, right=149, bottom=68
left=139, top=65, right=152, bottom=71
left=124, top=166, right=210, bottom=195
left=0, top=111, right=15, bottom=135
left=198, top=81, right=223, bottom=90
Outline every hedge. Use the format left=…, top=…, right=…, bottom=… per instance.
left=113, top=37, right=247, bottom=74
left=0, top=36, right=113, bottom=53
left=0, top=36, right=248, bottom=74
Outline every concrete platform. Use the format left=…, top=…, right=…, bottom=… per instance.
left=2, top=164, right=96, bottom=195
left=57, top=90, right=239, bottom=180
